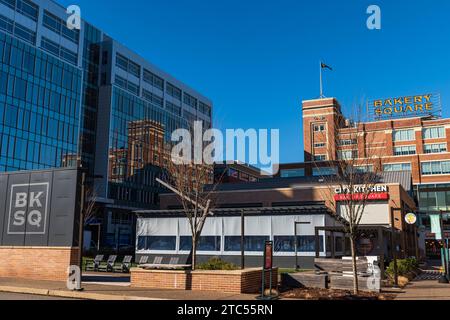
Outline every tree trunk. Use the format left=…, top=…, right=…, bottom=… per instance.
left=350, top=236, right=359, bottom=295
left=191, top=234, right=198, bottom=271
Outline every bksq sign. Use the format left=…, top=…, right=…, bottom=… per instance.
left=7, top=183, right=49, bottom=235
left=368, top=93, right=441, bottom=120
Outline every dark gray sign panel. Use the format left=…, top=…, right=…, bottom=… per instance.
left=0, top=168, right=80, bottom=247
left=48, top=170, right=80, bottom=247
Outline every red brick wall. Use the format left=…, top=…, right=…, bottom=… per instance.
left=130, top=268, right=278, bottom=294
left=0, top=247, right=79, bottom=281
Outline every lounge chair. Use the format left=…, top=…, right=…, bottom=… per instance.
left=140, top=256, right=164, bottom=269
left=167, top=257, right=180, bottom=269
left=113, top=255, right=133, bottom=273
left=98, top=255, right=117, bottom=272
left=85, top=255, right=104, bottom=272
left=138, top=256, right=149, bottom=265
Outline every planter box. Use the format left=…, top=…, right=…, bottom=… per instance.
left=0, top=246, right=79, bottom=281
left=130, top=267, right=278, bottom=294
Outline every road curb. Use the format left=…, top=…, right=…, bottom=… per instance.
left=0, top=285, right=165, bottom=300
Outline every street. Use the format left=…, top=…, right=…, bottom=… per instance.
left=0, top=292, right=79, bottom=300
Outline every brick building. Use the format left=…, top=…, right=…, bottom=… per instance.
left=278, top=96, right=450, bottom=258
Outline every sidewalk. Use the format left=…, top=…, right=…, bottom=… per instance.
left=395, top=271, right=450, bottom=300
left=0, top=276, right=259, bottom=300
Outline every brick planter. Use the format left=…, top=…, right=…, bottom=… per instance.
left=130, top=267, right=278, bottom=294
left=0, top=246, right=79, bottom=281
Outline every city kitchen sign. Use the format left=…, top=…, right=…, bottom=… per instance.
left=368, top=93, right=441, bottom=120
left=7, top=183, right=49, bottom=235
left=334, top=185, right=389, bottom=201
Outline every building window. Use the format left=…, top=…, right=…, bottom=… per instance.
left=313, top=124, right=325, bottom=132
left=424, top=143, right=447, bottom=154
left=180, top=236, right=221, bottom=252
left=352, top=165, right=374, bottom=173
left=423, top=127, right=445, bottom=140
left=199, top=101, right=211, bottom=117
left=166, top=82, right=182, bottom=100
left=0, top=0, right=15, bottom=10
left=16, top=0, right=38, bottom=21
left=314, top=142, right=326, bottom=148
left=337, top=150, right=358, bottom=160
left=0, top=14, right=13, bottom=34
left=166, top=101, right=181, bottom=116
left=43, top=10, right=79, bottom=44
left=274, top=236, right=324, bottom=252
left=137, top=236, right=176, bottom=251
left=314, top=154, right=327, bottom=161
left=422, top=161, right=450, bottom=176
left=183, top=93, right=197, bottom=109
left=41, top=37, right=78, bottom=65
left=280, top=168, right=305, bottom=178
left=393, top=129, right=415, bottom=142
left=142, top=89, right=163, bottom=108
left=115, top=53, right=140, bottom=77
left=383, top=163, right=412, bottom=172
left=339, top=139, right=357, bottom=146
left=13, top=23, right=35, bottom=44
left=313, top=167, right=337, bottom=176
left=143, top=69, right=164, bottom=90
left=224, top=236, right=270, bottom=252
left=114, top=75, right=139, bottom=96
left=394, top=145, right=416, bottom=156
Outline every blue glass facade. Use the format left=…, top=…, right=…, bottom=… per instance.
left=0, top=31, right=82, bottom=171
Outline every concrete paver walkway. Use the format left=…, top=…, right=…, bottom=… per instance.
left=0, top=276, right=258, bottom=300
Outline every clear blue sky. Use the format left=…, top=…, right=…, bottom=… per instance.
left=59, top=0, right=450, bottom=164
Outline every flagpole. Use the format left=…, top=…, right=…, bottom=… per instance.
left=319, top=61, right=323, bottom=98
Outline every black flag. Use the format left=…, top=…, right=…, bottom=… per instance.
left=321, top=62, right=333, bottom=71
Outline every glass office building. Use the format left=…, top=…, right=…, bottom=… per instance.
left=0, top=0, right=213, bottom=251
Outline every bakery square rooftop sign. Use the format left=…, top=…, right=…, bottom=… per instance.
left=368, top=93, right=441, bottom=120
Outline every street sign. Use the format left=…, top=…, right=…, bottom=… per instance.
left=405, top=213, right=417, bottom=225
left=264, top=241, right=273, bottom=270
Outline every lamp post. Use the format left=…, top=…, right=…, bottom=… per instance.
left=438, top=210, right=449, bottom=283
left=241, top=209, right=245, bottom=270
left=390, top=207, right=401, bottom=288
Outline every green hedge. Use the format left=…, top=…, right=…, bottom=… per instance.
left=386, top=257, right=418, bottom=277
left=197, top=257, right=238, bottom=270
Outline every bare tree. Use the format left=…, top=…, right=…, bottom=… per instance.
left=313, top=105, right=383, bottom=294
left=83, top=185, right=99, bottom=227
left=158, top=126, right=227, bottom=271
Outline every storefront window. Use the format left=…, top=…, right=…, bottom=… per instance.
left=273, top=236, right=324, bottom=252
left=224, top=236, right=270, bottom=252
left=137, top=236, right=176, bottom=251
left=179, top=236, right=221, bottom=252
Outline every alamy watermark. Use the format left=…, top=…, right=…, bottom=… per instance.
left=66, top=5, right=81, bottom=30
left=171, top=121, right=279, bottom=175
left=367, top=5, right=381, bottom=30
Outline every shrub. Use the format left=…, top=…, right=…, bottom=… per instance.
left=386, top=257, right=418, bottom=277
left=197, top=257, right=239, bottom=270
